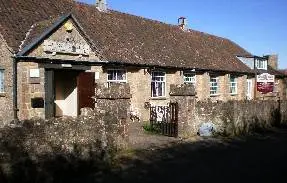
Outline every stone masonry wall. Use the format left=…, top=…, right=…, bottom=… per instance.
left=0, top=34, right=14, bottom=126
left=95, top=83, right=132, bottom=147
left=191, top=100, right=287, bottom=136
left=170, top=84, right=287, bottom=137
left=18, top=62, right=45, bottom=120
left=170, top=84, right=196, bottom=137
left=92, top=67, right=258, bottom=123
left=92, top=66, right=183, bottom=122
left=194, top=100, right=282, bottom=136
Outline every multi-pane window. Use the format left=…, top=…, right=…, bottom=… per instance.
left=210, top=76, right=219, bottom=95
left=151, top=71, right=166, bottom=97
left=229, top=75, right=237, bottom=94
left=107, top=69, right=126, bottom=84
left=256, top=59, right=267, bottom=70
left=0, top=70, right=4, bottom=93
left=183, top=72, right=196, bottom=85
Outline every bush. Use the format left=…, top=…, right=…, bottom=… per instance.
left=142, top=123, right=161, bottom=134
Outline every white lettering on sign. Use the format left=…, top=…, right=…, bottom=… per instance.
left=43, top=40, right=91, bottom=55
left=257, top=73, right=275, bottom=83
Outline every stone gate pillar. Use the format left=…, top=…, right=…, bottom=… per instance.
left=95, top=83, right=132, bottom=147
left=170, top=84, right=196, bottom=137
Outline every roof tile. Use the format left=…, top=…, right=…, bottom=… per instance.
left=1, top=0, right=253, bottom=73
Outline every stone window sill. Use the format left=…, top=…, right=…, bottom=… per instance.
left=150, top=97, right=167, bottom=100
left=230, top=93, right=238, bottom=96
left=0, top=93, right=6, bottom=97
left=210, top=94, right=220, bottom=97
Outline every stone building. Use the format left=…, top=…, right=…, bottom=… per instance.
left=0, top=0, right=286, bottom=125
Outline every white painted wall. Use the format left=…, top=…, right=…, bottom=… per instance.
left=63, top=87, right=77, bottom=116
left=55, top=70, right=78, bottom=117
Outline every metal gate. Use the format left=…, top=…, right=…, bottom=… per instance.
left=150, top=102, right=178, bottom=137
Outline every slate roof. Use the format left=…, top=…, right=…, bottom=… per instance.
left=0, top=0, right=254, bottom=73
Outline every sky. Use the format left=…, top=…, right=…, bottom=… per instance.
left=78, top=0, right=287, bottom=69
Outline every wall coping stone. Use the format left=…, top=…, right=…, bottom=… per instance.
left=96, top=83, right=132, bottom=99
left=170, top=84, right=196, bottom=96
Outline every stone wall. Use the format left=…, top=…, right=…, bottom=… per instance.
left=18, top=62, right=45, bottom=120
left=92, top=67, right=263, bottom=122
left=0, top=108, right=127, bottom=182
left=194, top=100, right=283, bottom=136
left=170, top=84, right=287, bottom=137
left=0, top=34, right=14, bottom=126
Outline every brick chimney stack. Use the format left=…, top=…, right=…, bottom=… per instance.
left=267, top=54, right=278, bottom=70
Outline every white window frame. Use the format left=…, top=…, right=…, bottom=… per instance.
left=151, top=71, right=166, bottom=98
left=107, top=69, right=127, bottom=83
left=229, top=75, right=238, bottom=95
left=0, top=69, right=4, bottom=93
left=183, top=72, right=196, bottom=85
left=210, top=75, right=219, bottom=96
left=256, top=59, right=267, bottom=70
left=246, top=79, right=253, bottom=100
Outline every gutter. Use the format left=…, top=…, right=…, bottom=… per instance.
left=15, top=55, right=254, bottom=75
left=12, top=56, right=19, bottom=121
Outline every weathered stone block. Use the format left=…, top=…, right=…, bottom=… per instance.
left=170, top=83, right=196, bottom=96
left=96, top=83, right=132, bottom=99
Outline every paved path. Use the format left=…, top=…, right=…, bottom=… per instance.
left=107, top=128, right=287, bottom=183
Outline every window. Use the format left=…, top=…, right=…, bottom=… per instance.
left=183, top=72, right=196, bottom=85
left=107, top=69, right=127, bottom=83
left=210, top=76, right=219, bottom=96
left=229, top=75, right=237, bottom=95
left=256, top=59, right=267, bottom=70
left=0, top=70, right=4, bottom=93
left=151, top=71, right=166, bottom=97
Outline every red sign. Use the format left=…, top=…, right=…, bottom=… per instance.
left=257, top=82, right=274, bottom=94
left=256, top=73, right=275, bottom=94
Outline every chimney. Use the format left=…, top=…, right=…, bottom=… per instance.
left=178, top=17, right=188, bottom=31
left=267, top=54, right=278, bottom=70
left=96, top=0, right=107, bottom=12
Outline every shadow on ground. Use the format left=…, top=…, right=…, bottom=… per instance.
left=2, top=128, right=287, bottom=183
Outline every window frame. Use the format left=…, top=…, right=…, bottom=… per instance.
left=229, top=75, right=238, bottom=95
left=183, top=71, right=196, bottom=85
left=256, top=59, right=267, bottom=70
left=106, top=69, right=127, bottom=83
left=0, top=69, right=4, bottom=93
left=210, top=75, right=219, bottom=96
left=151, top=71, right=166, bottom=98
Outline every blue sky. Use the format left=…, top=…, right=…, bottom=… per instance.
left=78, top=0, right=287, bottom=69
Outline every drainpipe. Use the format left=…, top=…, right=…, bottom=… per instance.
left=254, top=57, right=257, bottom=100
left=13, top=57, right=19, bottom=121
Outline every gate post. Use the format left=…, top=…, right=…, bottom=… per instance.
left=95, top=83, right=132, bottom=147
left=170, top=84, right=196, bottom=137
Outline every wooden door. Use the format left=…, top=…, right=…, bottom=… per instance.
left=77, top=72, right=95, bottom=114
left=45, top=69, right=55, bottom=118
